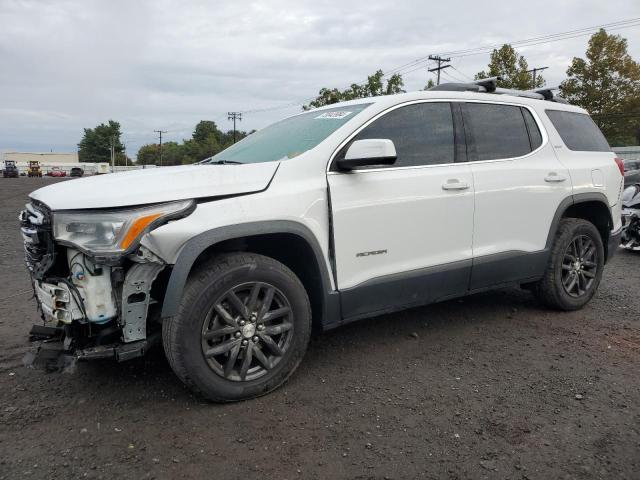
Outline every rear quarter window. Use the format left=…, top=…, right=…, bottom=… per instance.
left=522, top=108, right=543, bottom=150
left=545, top=110, right=610, bottom=152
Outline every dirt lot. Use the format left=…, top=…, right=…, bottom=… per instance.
left=1, top=177, right=639, bottom=480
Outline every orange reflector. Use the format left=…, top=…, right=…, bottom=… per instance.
left=120, top=213, right=162, bottom=250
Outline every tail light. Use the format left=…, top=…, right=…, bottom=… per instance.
left=614, top=157, right=625, bottom=176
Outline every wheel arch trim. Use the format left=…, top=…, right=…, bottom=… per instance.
left=546, top=192, right=613, bottom=250
left=160, top=221, right=336, bottom=320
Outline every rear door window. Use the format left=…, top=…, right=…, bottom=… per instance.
left=545, top=110, right=610, bottom=152
left=463, top=103, right=532, bottom=161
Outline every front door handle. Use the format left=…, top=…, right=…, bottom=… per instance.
left=544, top=172, right=567, bottom=183
left=442, top=179, right=470, bottom=191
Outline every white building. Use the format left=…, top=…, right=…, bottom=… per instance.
left=1, top=151, right=111, bottom=175
left=4, top=151, right=79, bottom=164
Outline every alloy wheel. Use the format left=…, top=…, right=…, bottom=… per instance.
left=200, top=282, right=294, bottom=382
left=561, top=234, right=598, bottom=298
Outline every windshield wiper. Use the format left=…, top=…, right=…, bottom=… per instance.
left=206, top=159, right=243, bottom=165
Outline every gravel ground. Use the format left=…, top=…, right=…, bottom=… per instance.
left=1, top=178, right=639, bottom=480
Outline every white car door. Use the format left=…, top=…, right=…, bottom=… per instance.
left=461, top=101, right=572, bottom=290
left=327, top=101, right=475, bottom=320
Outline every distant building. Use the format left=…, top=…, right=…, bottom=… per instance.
left=613, top=146, right=640, bottom=161
left=1, top=151, right=112, bottom=175
left=4, top=151, right=79, bottom=164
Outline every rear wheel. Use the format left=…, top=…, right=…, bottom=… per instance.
left=534, top=218, right=604, bottom=310
left=162, top=253, right=311, bottom=402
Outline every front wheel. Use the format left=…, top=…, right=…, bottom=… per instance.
left=162, top=253, right=311, bottom=402
left=534, top=218, right=604, bottom=311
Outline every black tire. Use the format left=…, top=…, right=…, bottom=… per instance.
left=162, top=253, right=312, bottom=402
left=534, top=218, right=604, bottom=311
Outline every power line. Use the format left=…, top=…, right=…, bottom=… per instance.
left=375, top=17, right=640, bottom=82
left=122, top=17, right=640, bottom=149
left=450, top=65, right=474, bottom=81
left=153, top=130, right=167, bottom=166
left=241, top=17, right=640, bottom=114
left=440, top=68, right=469, bottom=84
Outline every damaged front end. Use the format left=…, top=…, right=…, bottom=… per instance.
left=20, top=199, right=194, bottom=368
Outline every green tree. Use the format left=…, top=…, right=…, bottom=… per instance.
left=192, top=120, right=222, bottom=145
left=219, top=129, right=252, bottom=148
left=304, top=70, right=405, bottom=110
left=475, top=45, right=544, bottom=90
left=136, top=144, right=159, bottom=165
left=424, top=78, right=435, bottom=90
left=187, top=120, right=222, bottom=161
left=135, top=121, right=251, bottom=165
left=78, top=120, right=124, bottom=163
left=560, top=29, right=640, bottom=146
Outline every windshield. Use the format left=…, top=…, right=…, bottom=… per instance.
left=202, top=104, right=370, bottom=164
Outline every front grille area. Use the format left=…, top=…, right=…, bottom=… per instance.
left=20, top=202, right=56, bottom=279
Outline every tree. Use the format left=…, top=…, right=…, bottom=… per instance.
left=304, top=70, right=404, bottom=110
left=424, top=79, right=436, bottom=90
left=475, top=45, right=544, bottom=90
left=78, top=120, right=124, bottom=163
left=135, top=121, right=250, bottom=165
left=560, top=29, right=640, bottom=146
left=136, top=144, right=159, bottom=166
left=192, top=120, right=222, bottom=145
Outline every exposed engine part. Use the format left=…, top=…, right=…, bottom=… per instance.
left=33, top=280, right=84, bottom=324
left=130, top=246, right=165, bottom=264
left=20, top=202, right=56, bottom=280
left=120, top=261, right=165, bottom=342
left=621, top=184, right=640, bottom=251
left=67, top=249, right=117, bottom=323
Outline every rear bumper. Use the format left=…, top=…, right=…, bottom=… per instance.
left=607, top=226, right=622, bottom=262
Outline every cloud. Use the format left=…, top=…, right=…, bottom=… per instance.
left=0, top=0, right=638, bottom=156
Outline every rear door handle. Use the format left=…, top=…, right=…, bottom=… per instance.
left=442, top=179, right=470, bottom=191
left=544, top=172, right=567, bottom=183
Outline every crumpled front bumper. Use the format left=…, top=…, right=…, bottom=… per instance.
left=28, top=324, right=160, bottom=366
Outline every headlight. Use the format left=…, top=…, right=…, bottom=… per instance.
left=53, top=200, right=195, bottom=256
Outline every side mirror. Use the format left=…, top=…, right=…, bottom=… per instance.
left=336, top=139, right=397, bottom=171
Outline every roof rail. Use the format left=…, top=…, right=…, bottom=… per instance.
left=429, top=77, right=569, bottom=103
left=430, top=77, right=500, bottom=93
left=532, top=87, right=569, bottom=104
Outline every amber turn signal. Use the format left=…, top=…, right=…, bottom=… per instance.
left=119, top=213, right=162, bottom=250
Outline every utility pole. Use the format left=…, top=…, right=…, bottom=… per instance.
left=526, top=66, right=548, bottom=89
left=428, top=55, right=451, bottom=85
left=228, top=112, right=242, bottom=143
left=154, top=130, right=167, bottom=166
left=110, top=136, right=115, bottom=172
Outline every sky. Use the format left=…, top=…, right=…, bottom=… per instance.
left=0, top=0, right=639, bottom=159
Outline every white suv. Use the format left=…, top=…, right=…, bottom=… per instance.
left=21, top=81, right=623, bottom=401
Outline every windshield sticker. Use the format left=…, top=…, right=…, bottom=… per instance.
left=315, top=111, right=352, bottom=119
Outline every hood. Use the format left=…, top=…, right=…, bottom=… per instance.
left=29, top=162, right=279, bottom=210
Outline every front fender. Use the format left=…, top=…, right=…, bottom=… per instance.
left=160, top=220, right=334, bottom=318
